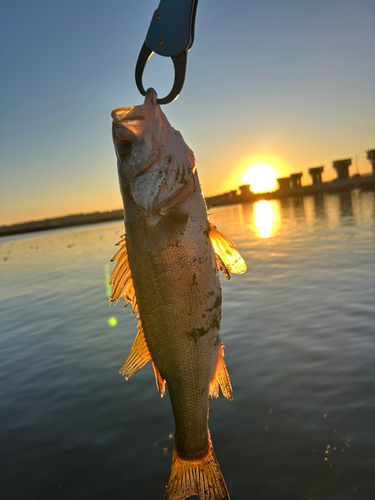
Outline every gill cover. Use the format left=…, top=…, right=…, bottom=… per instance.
left=112, top=89, right=195, bottom=212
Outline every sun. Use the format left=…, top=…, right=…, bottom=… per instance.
left=242, top=163, right=277, bottom=193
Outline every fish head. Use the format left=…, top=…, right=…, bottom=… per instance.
left=112, top=88, right=195, bottom=212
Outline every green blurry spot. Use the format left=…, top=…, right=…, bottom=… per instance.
left=108, top=317, right=117, bottom=327
left=105, top=262, right=113, bottom=298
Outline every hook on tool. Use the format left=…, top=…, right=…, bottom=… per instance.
left=135, top=43, right=187, bottom=105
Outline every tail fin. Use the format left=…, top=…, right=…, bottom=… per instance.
left=164, top=434, right=230, bottom=500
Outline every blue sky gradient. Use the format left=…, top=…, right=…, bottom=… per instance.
left=1, top=0, right=374, bottom=224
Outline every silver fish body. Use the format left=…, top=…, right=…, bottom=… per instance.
left=110, top=89, right=246, bottom=500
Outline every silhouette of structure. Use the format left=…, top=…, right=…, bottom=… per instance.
left=239, top=184, right=251, bottom=196
left=290, top=173, right=303, bottom=188
left=367, top=150, right=375, bottom=175
left=333, top=159, right=351, bottom=180
left=308, top=166, right=324, bottom=185
left=277, top=177, right=290, bottom=190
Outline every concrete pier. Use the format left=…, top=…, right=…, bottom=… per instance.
left=367, top=150, right=375, bottom=175
left=333, top=159, right=351, bottom=180
left=290, top=173, right=303, bottom=188
left=308, top=166, right=324, bottom=185
left=239, top=184, right=251, bottom=196
left=277, top=177, right=290, bottom=190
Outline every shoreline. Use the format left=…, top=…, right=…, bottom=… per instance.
left=2, top=174, right=375, bottom=238
left=0, top=210, right=124, bottom=238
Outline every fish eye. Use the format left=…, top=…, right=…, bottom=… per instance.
left=117, top=139, right=132, bottom=159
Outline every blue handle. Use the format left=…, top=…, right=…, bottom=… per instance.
left=146, top=0, right=198, bottom=57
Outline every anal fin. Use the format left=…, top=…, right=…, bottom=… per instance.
left=152, top=360, right=166, bottom=397
left=165, top=432, right=230, bottom=500
left=209, top=345, right=233, bottom=401
left=119, top=323, right=166, bottom=397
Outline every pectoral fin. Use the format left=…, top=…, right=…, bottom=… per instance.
left=209, top=344, right=233, bottom=400
left=109, top=235, right=166, bottom=396
left=208, top=222, right=247, bottom=277
left=141, top=208, right=189, bottom=252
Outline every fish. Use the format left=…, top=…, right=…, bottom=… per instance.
left=109, top=88, right=246, bottom=500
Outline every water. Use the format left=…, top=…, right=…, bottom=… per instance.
left=1, top=191, right=375, bottom=500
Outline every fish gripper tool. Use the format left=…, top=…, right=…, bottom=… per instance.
left=135, top=0, right=199, bottom=105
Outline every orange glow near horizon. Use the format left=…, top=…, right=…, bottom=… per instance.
left=242, top=163, right=278, bottom=193
left=224, top=154, right=291, bottom=196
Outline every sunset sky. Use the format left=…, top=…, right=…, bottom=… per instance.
left=1, top=0, right=374, bottom=225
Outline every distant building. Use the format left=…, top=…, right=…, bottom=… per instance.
left=277, top=172, right=303, bottom=190
left=333, top=159, right=351, bottom=180
left=239, top=184, right=251, bottom=196
left=221, top=190, right=237, bottom=201
left=277, top=177, right=290, bottom=190
left=308, top=166, right=324, bottom=185
left=367, top=150, right=375, bottom=175
left=289, top=173, right=303, bottom=188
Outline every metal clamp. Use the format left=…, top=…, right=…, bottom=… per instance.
left=135, top=0, right=199, bottom=104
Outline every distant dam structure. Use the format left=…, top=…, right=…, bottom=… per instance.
left=308, top=166, right=324, bottom=185
left=206, top=149, right=375, bottom=208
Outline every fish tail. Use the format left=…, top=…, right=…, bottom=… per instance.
left=164, top=433, right=230, bottom=500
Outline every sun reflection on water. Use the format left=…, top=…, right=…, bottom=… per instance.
left=253, top=200, right=280, bottom=238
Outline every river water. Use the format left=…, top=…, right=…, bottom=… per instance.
left=1, top=190, right=374, bottom=500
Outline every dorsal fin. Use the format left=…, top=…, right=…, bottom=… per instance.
left=209, top=344, right=233, bottom=400
left=109, top=234, right=137, bottom=314
left=109, top=235, right=166, bottom=396
left=208, top=222, right=247, bottom=277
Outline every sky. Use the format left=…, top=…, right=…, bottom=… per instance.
left=1, top=0, right=374, bottom=225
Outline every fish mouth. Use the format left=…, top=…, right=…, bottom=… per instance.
left=133, top=163, right=153, bottom=180
left=133, top=157, right=158, bottom=181
left=132, top=145, right=162, bottom=181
